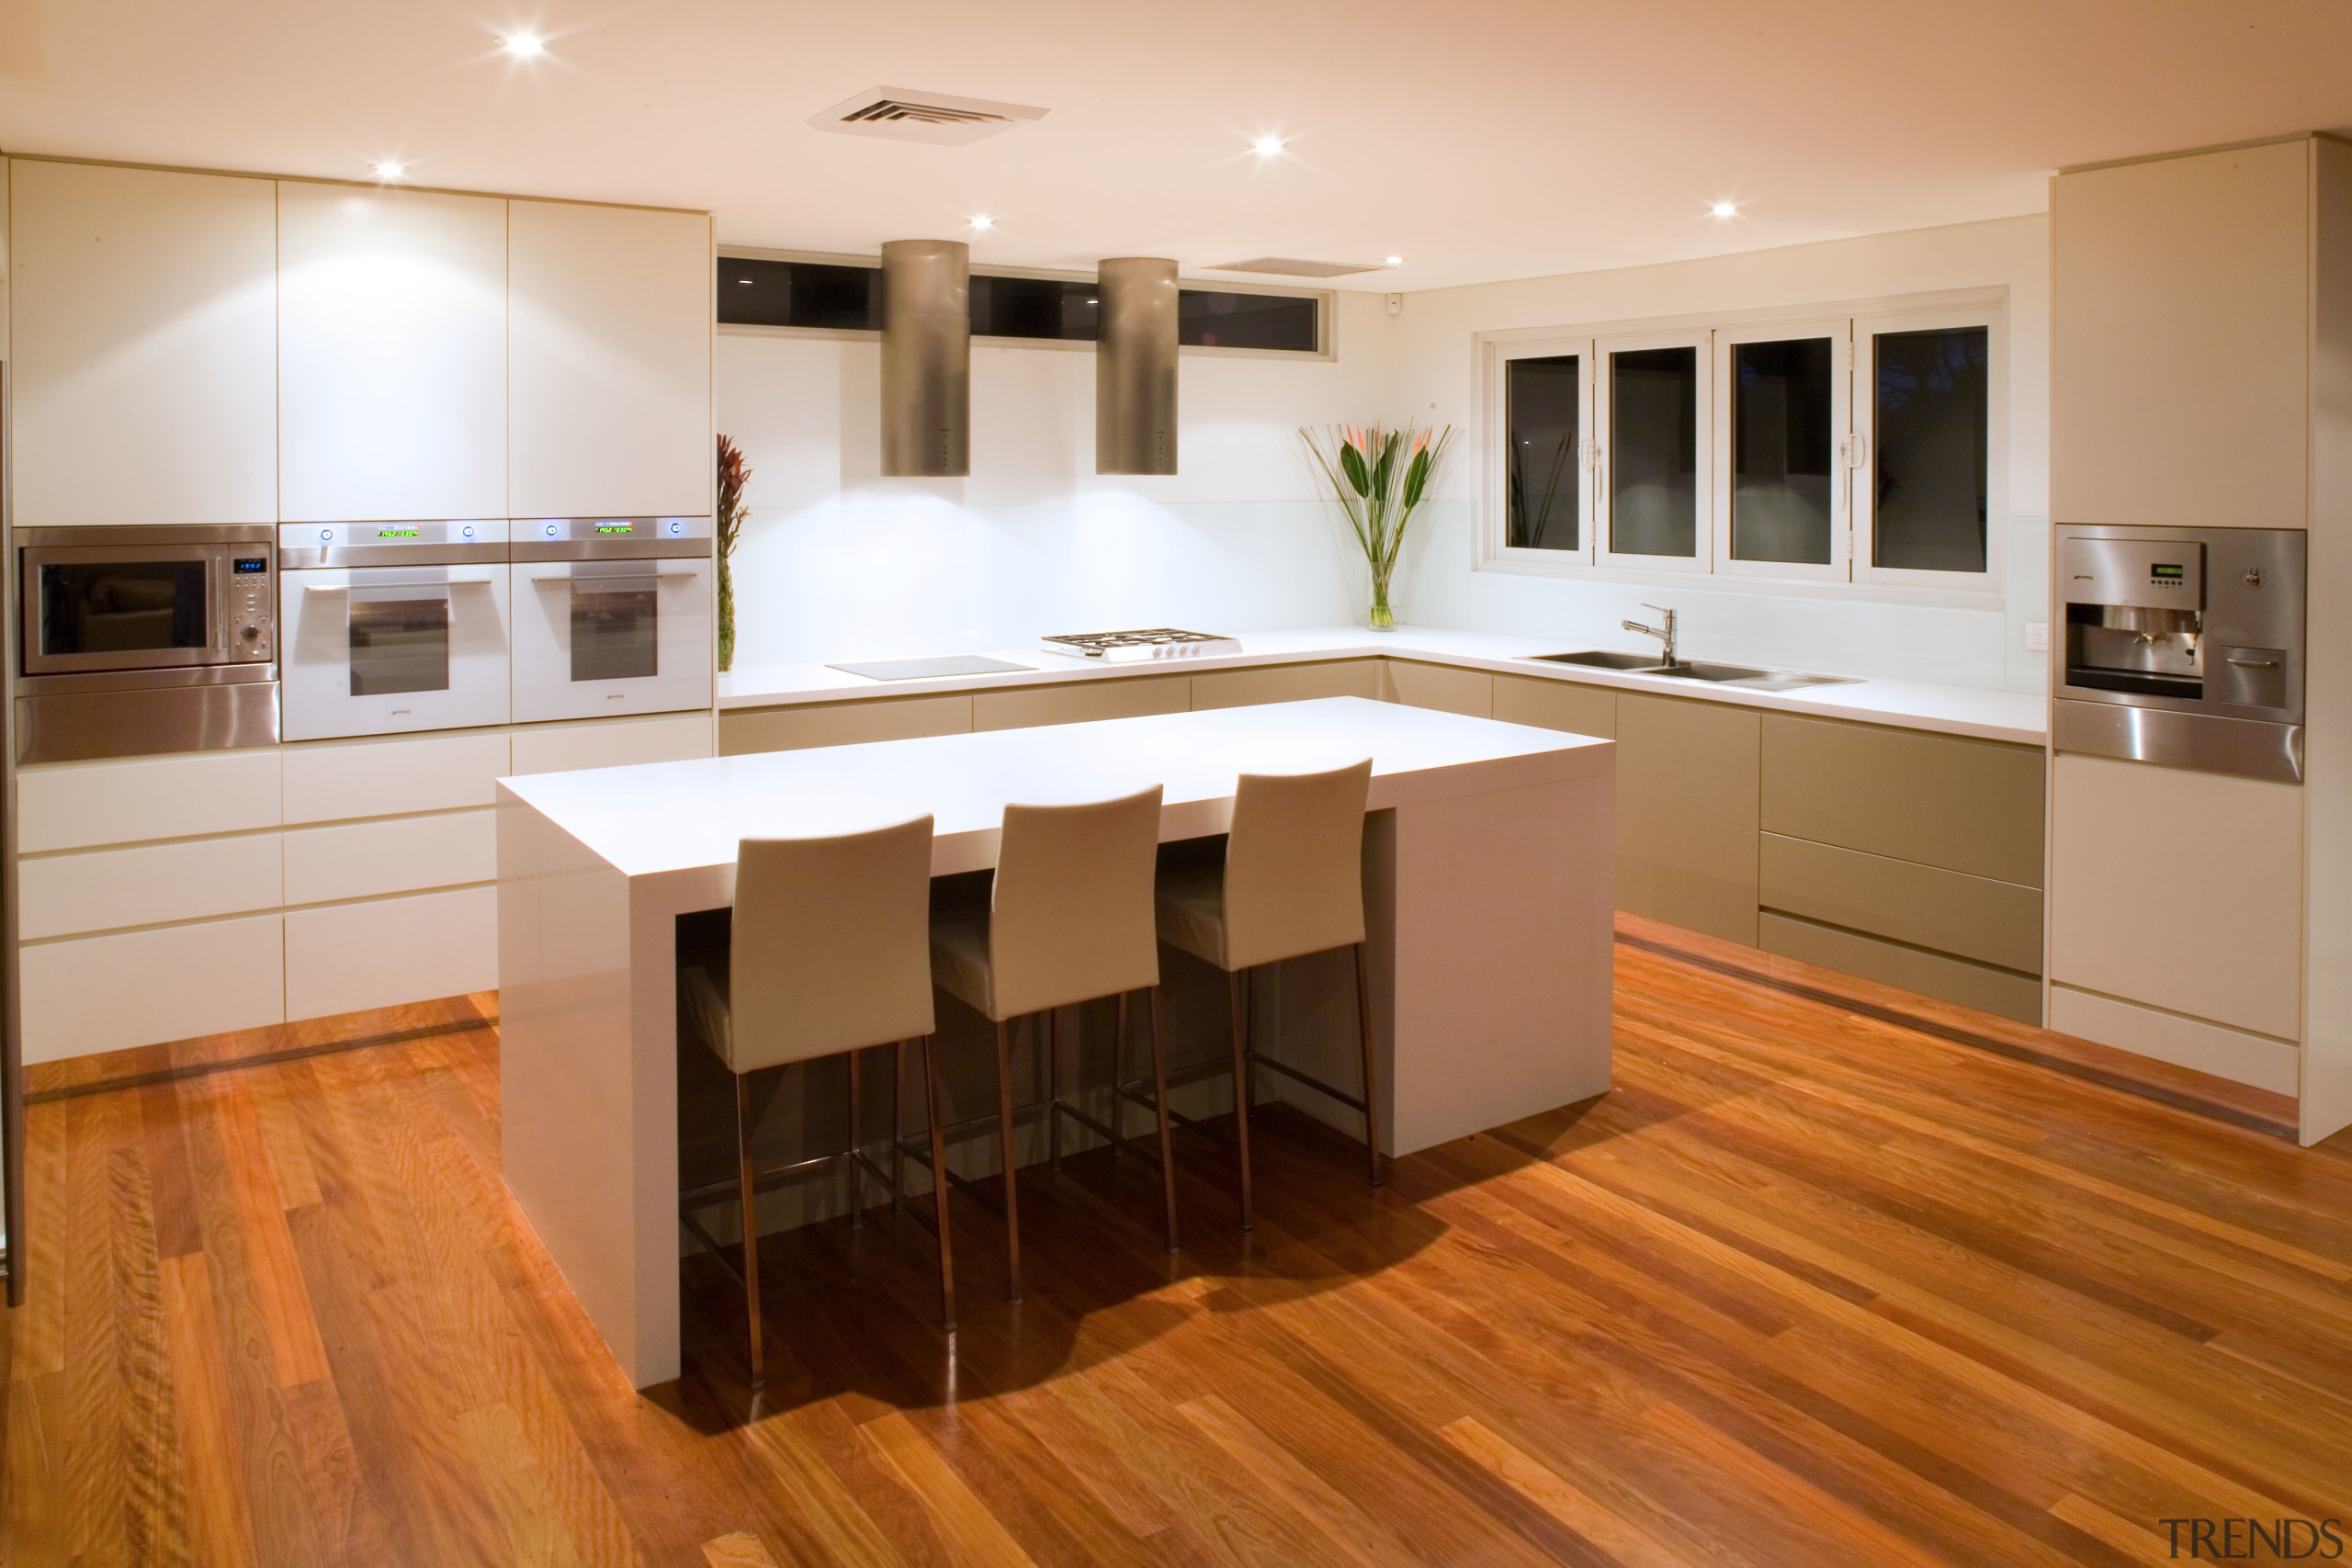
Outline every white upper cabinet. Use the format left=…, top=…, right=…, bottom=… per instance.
left=508, top=200, right=711, bottom=519
left=277, top=181, right=508, bottom=522
left=10, top=160, right=277, bottom=526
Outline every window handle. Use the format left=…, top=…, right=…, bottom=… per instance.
left=1838, top=433, right=1868, bottom=469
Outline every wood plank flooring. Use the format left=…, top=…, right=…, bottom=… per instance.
left=6, top=920, right=2351, bottom=1566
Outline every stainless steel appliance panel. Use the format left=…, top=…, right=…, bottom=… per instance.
left=278, top=518, right=508, bottom=569
left=879, top=240, right=971, bottom=478
left=511, top=515, right=712, bottom=562
left=1096, top=257, right=1180, bottom=476
left=16, top=670, right=280, bottom=764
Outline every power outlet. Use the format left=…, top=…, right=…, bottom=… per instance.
left=2025, top=621, right=2050, bottom=653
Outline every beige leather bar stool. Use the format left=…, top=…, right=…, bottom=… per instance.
left=929, top=785, right=1174, bottom=1303
left=677, top=816, right=952, bottom=1392
left=1155, top=759, right=1381, bottom=1230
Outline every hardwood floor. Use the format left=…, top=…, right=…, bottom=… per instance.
left=6, top=920, right=2351, bottom=1566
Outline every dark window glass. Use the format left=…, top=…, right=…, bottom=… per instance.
left=1873, top=326, right=1988, bottom=572
left=38, top=562, right=207, bottom=655
left=1729, top=337, right=1836, bottom=565
left=1505, top=355, right=1581, bottom=551
left=718, top=259, right=1320, bottom=353
left=971, top=276, right=1099, bottom=340
left=348, top=594, right=449, bottom=696
left=1179, top=290, right=1317, bottom=351
left=571, top=585, right=660, bottom=682
left=1609, top=346, right=1699, bottom=557
left=716, top=257, right=880, bottom=330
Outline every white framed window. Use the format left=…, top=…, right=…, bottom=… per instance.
left=1853, top=307, right=2003, bottom=591
left=1597, top=331, right=1712, bottom=575
left=1477, top=290, right=2005, bottom=600
left=1712, top=317, right=1851, bottom=584
left=1488, top=336, right=1595, bottom=567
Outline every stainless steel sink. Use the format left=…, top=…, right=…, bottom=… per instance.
left=1531, top=649, right=1668, bottom=671
left=1527, top=651, right=1860, bottom=692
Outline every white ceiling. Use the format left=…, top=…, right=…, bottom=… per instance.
left=3, top=0, right=2349, bottom=291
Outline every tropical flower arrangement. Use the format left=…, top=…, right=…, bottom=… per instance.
left=715, top=434, right=752, bottom=672
left=1302, top=423, right=1454, bottom=630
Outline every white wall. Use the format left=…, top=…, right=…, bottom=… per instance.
left=1387, top=215, right=2052, bottom=693
left=716, top=217, right=2050, bottom=691
left=716, top=292, right=1395, bottom=670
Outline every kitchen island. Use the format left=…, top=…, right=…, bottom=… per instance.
left=498, top=696, right=1614, bottom=1387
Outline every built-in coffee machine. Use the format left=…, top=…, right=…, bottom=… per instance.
left=2053, top=525, right=2306, bottom=782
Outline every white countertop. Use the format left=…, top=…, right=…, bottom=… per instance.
left=500, top=695, right=1611, bottom=880
left=718, top=625, right=2048, bottom=747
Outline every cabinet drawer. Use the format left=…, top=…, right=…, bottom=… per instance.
left=285, top=810, right=496, bottom=905
left=510, top=713, right=714, bottom=775
left=1760, top=833, right=2041, bottom=975
left=974, top=675, right=1190, bottom=731
left=1492, top=675, right=1615, bottom=738
left=1381, top=660, right=1491, bottom=716
left=283, top=730, right=512, bottom=823
left=1190, top=660, right=1380, bottom=709
left=1761, top=715, right=2044, bottom=886
left=17, top=749, right=282, bottom=852
left=285, top=886, right=497, bottom=1021
left=1617, top=694, right=1759, bottom=945
left=18, top=833, right=284, bottom=940
left=1759, top=913, right=2042, bottom=1024
left=19, top=915, right=286, bottom=1064
left=719, top=695, right=972, bottom=755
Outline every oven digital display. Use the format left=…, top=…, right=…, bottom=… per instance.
left=376, top=526, right=421, bottom=538
left=2152, top=563, right=2185, bottom=581
left=594, top=523, right=634, bottom=535
left=232, top=558, right=269, bottom=574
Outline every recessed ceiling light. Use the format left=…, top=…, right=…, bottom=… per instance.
left=1384, top=254, right=1404, bottom=265
left=1251, top=135, right=1286, bottom=157
left=970, top=214, right=994, bottom=231
left=500, top=32, right=547, bottom=57
left=1710, top=200, right=1739, bottom=218
left=372, top=160, right=407, bottom=180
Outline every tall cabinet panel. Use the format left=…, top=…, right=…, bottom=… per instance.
left=9, top=160, right=277, bottom=526
left=277, top=181, right=507, bottom=521
left=508, top=200, right=711, bottom=518
left=2051, top=140, right=2311, bottom=530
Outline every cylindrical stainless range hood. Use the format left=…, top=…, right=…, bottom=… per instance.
left=1096, top=257, right=1179, bottom=475
left=880, top=240, right=970, bottom=477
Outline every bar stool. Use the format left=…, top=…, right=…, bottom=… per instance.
left=928, top=785, right=1175, bottom=1303
left=676, top=815, right=952, bottom=1392
left=1154, top=759, right=1381, bottom=1230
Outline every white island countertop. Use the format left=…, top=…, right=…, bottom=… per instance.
left=720, top=625, right=2047, bottom=747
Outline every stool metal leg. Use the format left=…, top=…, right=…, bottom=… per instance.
left=891, top=1039, right=907, bottom=1217
left=1111, top=992, right=1130, bottom=1155
left=995, top=1017, right=1024, bottom=1303
left=922, top=1035, right=956, bottom=1330
left=1047, top=1008, right=1063, bottom=1174
left=847, top=1046, right=865, bottom=1228
left=1148, top=986, right=1180, bottom=1252
left=1227, top=967, right=1255, bottom=1231
left=735, top=1072, right=764, bottom=1391
left=1354, top=942, right=1385, bottom=1187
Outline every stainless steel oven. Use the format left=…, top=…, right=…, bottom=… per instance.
left=512, top=517, right=712, bottom=723
left=15, top=525, right=278, bottom=763
left=279, top=521, right=513, bottom=740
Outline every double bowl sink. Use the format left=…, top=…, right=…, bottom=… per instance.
left=1530, top=649, right=1860, bottom=693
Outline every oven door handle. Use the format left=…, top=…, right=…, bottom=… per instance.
left=527, top=567, right=702, bottom=584
left=303, top=570, right=499, bottom=594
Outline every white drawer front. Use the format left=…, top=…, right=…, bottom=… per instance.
left=17, top=750, right=281, bottom=852
left=20, top=915, right=286, bottom=1063
left=284, top=810, right=496, bottom=906
left=285, top=886, right=498, bottom=1021
left=283, top=731, right=513, bottom=823
left=509, top=713, right=713, bottom=776
left=18, top=834, right=284, bottom=940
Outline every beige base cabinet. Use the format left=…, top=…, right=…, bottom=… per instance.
left=1615, top=695, right=1761, bottom=945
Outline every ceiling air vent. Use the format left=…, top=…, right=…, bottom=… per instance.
left=1208, top=257, right=1392, bottom=278
left=808, top=87, right=1049, bottom=146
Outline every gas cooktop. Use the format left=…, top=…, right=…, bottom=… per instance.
left=1038, top=628, right=1244, bottom=663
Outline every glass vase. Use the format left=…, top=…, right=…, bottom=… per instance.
left=1368, top=572, right=1396, bottom=631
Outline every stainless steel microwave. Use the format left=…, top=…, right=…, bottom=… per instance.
left=15, top=525, right=279, bottom=764
left=20, top=525, right=277, bottom=677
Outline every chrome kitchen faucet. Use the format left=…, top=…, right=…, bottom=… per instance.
left=1623, top=604, right=1678, bottom=665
